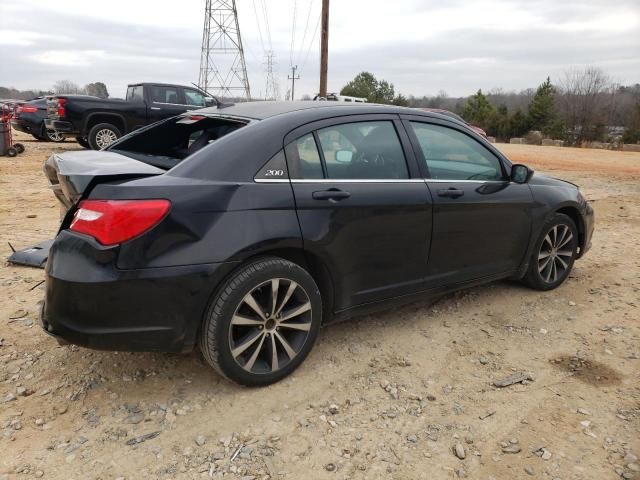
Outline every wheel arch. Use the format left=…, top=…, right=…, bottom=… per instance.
left=242, top=248, right=336, bottom=325
left=84, top=113, right=126, bottom=136
left=555, top=205, right=585, bottom=254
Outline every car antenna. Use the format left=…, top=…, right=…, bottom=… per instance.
left=190, top=83, right=234, bottom=109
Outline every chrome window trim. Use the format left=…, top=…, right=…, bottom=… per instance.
left=152, top=101, right=203, bottom=108
left=255, top=178, right=428, bottom=184
left=254, top=178, right=514, bottom=184
left=425, top=178, right=508, bottom=184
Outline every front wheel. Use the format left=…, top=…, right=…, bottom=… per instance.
left=523, top=213, right=579, bottom=290
left=199, top=257, right=322, bottom=386
left=88, top=123, right=121, bottom=150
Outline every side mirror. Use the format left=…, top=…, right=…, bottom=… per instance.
left=511, top=164, right=533, bottom=184
left=335, top=150, right=353, bottom=164
left=204, top=98, right=216, bottom=107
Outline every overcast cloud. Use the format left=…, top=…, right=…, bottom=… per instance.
left=0, top=0, right=638, bottom=99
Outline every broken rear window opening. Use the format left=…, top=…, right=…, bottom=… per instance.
left=109, top=115, right=247, bottom=170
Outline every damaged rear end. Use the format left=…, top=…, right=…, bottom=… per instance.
left=41, top=113, right=250, bottom=352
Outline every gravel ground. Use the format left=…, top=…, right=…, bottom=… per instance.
left=1, top=131, right=639, bottom=480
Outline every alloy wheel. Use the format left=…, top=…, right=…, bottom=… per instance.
left=46, top=129, right=64, bottom=142
left=537, top=224, right=574, bottom=283
left=95, top=129, right=118, bottom=149
left=229, top=278, right=313, bottom=374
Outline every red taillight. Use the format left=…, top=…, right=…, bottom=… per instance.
left=57, top=98, right=66, bottom=117
left=20, top=105, right=38, bottom=113
left=70, top=199, right=171, bottom=246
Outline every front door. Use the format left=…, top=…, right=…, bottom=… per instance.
left=146, top=85, right=191, bottom=124
left=404, top=118, right=533, bottom=285
left=285, top=117, right=432, bottom=310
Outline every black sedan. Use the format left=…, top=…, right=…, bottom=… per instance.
left=41, top=102, right=594, bottom=386
left=12, top=98, right=65, bottom=142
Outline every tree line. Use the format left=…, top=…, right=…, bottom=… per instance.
left=0, top=81, right=109, bottom=101
left=340, top=68, right=640, bottom=145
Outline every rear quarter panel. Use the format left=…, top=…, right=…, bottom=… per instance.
left=89, top=176, right=302, bottom=269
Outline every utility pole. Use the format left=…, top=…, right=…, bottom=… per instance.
left=319, top=0, right=329, bottom=98
left=288, top=65, right=300, bottom=101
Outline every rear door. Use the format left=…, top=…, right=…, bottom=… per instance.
left=403, top=116, right=532, bottom=285
left=284, top=115, right=433, bottom=310
left=125, top=85, right=149, bottom=131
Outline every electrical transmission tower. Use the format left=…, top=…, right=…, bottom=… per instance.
left=264, top=51, right=278, bottom=100
left=198, top=0, right=251, bottom=101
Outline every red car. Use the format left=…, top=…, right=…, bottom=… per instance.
left=418, top=108, right=488, bottom=138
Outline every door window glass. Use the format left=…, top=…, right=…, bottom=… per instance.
left=410, top=122, right=504, bottom=181
left=316, top=121, right=408, bottom=179
left=285, top=133, right=324, bottom=179
left=184, top=89, right=206, bottom=107
left=151, top=86, right=180, bottom=104
left=127, top=86, right=144, bottom=103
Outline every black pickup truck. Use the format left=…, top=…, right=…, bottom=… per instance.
left=45, top=83, right=215, bottom=150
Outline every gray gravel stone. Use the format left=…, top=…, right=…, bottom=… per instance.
left=454, top=443, right=466, bottom=459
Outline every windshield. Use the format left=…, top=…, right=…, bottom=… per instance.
left=109, top=115, right=247, bottom=170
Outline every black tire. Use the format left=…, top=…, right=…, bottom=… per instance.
left=14, top=143, right=25, bottom=154
left=200, top=257, right=322, bottom=386
left=6, top=147, right=17, bottom=157
left=75, top=136, right=90, bottom=149
left=523, top=213, right=579, bottom=291
left=44, top=129, right=65, bottom=143
left=88, top=123, right=121, bottom=150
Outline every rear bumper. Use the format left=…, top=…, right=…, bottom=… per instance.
left=11, top=119, right=34, bottom=134
left=44, top=119, right=76, bottom=136
left=41, top=230, right=238, bottom=353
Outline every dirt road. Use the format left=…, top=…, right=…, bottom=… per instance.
left=1, top=132, right=639, bottom=480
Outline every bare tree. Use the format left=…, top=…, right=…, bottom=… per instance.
left=84, top=82, right=109, bottom=99
left=52, top=80, right=83, bottom=95
left=557, top=67, right=615, bottom=144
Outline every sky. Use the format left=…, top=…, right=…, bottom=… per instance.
left=0, top=0, right=638, bottom=99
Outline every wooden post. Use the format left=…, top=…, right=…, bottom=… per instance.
left=319, top=0, right=329, bottom=98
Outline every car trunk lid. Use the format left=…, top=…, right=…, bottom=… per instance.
left=44, top=150, right=165, bottom=213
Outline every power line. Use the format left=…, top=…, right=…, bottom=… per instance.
left=295, top=0, right=315, bottom=67
left=260, top=0, right=272, bottom=49
left=252, top=0, right=265, bottom=52
left=289, top=0, right=298, bottom=67
left=299, top=11, right=321, bottom=74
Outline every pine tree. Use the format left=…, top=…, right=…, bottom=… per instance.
left=528, top=77, right=562, bottom=136
left=462, top=89, right=494, bottom=127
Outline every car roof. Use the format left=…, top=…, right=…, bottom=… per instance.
left=195, top=101, right=459, bottom=122
left=129, top=82, right=197, bottom=88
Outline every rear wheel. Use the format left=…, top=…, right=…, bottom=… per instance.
left=6, top=147, right=17, bottom=157
left=45, top=129, right=65, bottom=142
left=14, top=143, right=25, bottom=154
left=88, top=123, right=121, bottom=150
left=200, top=257, right=322, bottom=386
left=523, top=213, right=578, bottom=290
